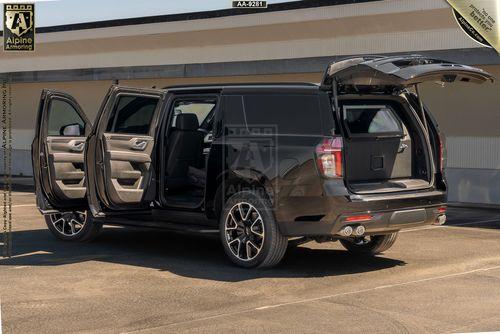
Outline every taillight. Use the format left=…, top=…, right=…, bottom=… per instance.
left=315, top=137, right=343, bottom=178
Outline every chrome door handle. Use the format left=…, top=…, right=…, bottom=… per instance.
left=69, top=141, right=85, bottom=152
left=131, top=139, right=147, bottom=151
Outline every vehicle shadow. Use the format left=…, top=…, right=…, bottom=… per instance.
left=0, top=227, right=406, bottom=282
left=446, top=207, right=500, bottom=230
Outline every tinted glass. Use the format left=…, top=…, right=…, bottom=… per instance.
left=171, top=100, right=215, bottom=126
left=107, top=96, right=158, bottom=135
left=344, top=106, right=402, bottom=135
left=47, top=99, right=85, bottom=136
left=243, top=94, right=322, bottom=135
left=222, top=95, right=247, bottom=135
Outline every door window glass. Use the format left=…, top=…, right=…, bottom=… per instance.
left=47, top=99, right=85, bottom=136
left=107, top=95, right=159, bottom=135
left=171, top=100, right=216, bottom=127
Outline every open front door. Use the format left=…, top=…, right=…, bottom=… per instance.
left=85, top=86, right=167, bottom=216
left=32, top=90, right=91, bottom=213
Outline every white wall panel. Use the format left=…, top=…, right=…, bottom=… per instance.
left=446, top=136, right=500, bottom=170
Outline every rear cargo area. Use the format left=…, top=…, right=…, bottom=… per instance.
left=339, top=95, right=432, bottom=194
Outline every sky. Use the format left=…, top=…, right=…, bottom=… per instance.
left=0, top=0, right=300, bottom=27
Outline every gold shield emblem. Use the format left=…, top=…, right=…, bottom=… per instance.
left=5, top=4, right=33, bottom=37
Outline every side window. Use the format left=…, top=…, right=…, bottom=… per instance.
left=106, top=95, right=158, bottom=135
left=222, top=95, right=247, bottom=135
left=47, top=99, right=85, bottom=136
left=171, top=99, right=216, bottom=127
left=243, top=94, right=323, bottom=135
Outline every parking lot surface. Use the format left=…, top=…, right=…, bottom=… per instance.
left=1, top=191, right=500, bottom=333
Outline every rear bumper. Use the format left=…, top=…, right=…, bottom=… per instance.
left=276, top=189, right=447, bottom=237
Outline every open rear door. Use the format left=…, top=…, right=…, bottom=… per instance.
left=85, top=86, right=167, bottom=216
left=32, top=90, right=91, bottom=213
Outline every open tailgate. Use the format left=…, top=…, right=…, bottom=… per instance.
left=322, top=55, right=495, bottom=87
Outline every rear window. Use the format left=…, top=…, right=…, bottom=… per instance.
left=343, top=105, right=402, bottom=136
left=243, top=94, right=322, bottom=135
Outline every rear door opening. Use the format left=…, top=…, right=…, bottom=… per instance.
left=339, top=96, right=432, bottom=194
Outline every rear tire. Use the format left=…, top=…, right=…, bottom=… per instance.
left=220, top=190, right=288, bottom=268
left=340, top=232, right=398, bottom=255
left=44, top=210, right=102, bottom=242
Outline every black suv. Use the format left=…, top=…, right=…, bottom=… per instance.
left=32, top=55, right=494, bottom=268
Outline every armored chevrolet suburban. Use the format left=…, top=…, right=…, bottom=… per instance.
left=32, top=55, right=494, bottom=268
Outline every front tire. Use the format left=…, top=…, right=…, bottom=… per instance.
left=340, top=232, right=398, bottom=255
left=45, top=210, right=102, bottom=242
left=220, top=190, right=288, bottom=268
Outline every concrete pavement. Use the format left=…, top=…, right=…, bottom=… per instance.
left=1, top=192, right=500, bottom=333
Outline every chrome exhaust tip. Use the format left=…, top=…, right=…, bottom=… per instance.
left=434, top=214, right=447, bottom=225
left=339, top=225, right=353, bottom=237
left=354, top=225, right=366, bottom=236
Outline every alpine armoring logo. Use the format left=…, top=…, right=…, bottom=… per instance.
left=3, top=3, right=35, bottom=51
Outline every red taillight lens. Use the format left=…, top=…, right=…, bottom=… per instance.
left=345, top=214, right=373, bottom=222
left=316, top=137, right=343, bottom=178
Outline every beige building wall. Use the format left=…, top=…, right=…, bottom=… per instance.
left=0, top=1, right=478, bottom=73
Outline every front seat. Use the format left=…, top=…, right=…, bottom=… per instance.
left=166, top=113, right=204, bottom=190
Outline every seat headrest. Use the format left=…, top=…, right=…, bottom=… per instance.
left=175, top=113, right=199, bottom=130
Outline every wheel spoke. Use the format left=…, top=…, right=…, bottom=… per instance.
left=249, top=240, right=260, bottom=251
left=236, top=239, right=242, bottom=258
left=71, top=219, right=82, bottom=233
left=228, top=238, right=241, bottom=257
left=225, top=213, right=238, bottom=230
left=69, top=221, right=76, bottom=234
left=237, top=203, right=245, bottom=220
left=250, top=218, right=264, bottom=238
left=243, top=205, right=253, bottom=221
left=245, top=241, right=252, bottom=260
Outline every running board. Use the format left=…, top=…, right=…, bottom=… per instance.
left=104, top=219, right=219, bottom=234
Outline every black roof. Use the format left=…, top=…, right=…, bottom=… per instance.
left=163, top=82, right=320, bottom=93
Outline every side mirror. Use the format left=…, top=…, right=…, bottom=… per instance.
left=61, top=123, right=83, bottom=136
